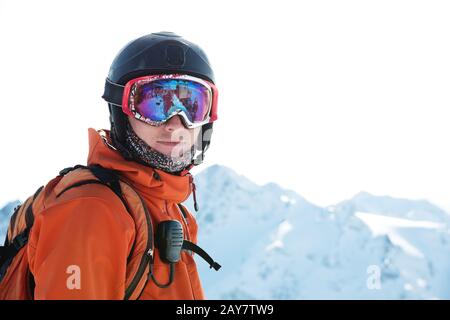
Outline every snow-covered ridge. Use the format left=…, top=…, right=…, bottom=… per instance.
left=185, top=165, right=450, bottom=300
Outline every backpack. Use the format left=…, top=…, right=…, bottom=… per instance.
left=0, top=164, right=219, bottom=300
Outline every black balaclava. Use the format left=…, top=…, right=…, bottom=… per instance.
left=123, top=120, right=196, bottom=174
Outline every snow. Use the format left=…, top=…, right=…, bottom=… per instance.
left=355, top=212, right=446, bottom=230
left=280, top=195, right=296, bottom=205
left=265, top=220, right=293, bottom=251
left=355, top=211, right=446, bottom=258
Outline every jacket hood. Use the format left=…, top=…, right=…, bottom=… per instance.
left=86, top=128, right=193, bottom=203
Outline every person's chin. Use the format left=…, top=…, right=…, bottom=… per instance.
left=154, top=141, right=188, bottom=156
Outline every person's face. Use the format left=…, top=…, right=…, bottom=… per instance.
left=128, top=115, right=201, bottom=158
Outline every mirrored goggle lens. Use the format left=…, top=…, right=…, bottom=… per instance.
left=129, top=78, right=212, bottom=124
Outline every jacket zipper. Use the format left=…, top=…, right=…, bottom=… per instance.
left=177, top=204, right=192, bottom=256
left=175, top=204, right=197, bottom=298
left=177, top=204, right=191, bottom=241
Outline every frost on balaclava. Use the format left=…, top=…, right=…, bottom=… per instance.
left=124, top=121, right=195, bottom=174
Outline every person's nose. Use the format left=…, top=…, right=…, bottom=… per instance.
left=164, top=115, right=185, bottom=132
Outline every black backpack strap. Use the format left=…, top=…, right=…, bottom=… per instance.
left=25, top=186, right=43, bottom=230
left=58, top=164, right=89, bottom=176
left=0, top=232, right=28, bottom=264
left=88, top=165, right=122, bottom=199
left=0, top=185, right=43, bottom=282
left=56, top=164, right=131, bottom=211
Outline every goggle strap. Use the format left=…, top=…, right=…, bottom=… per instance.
left=102, top=78, right=125, bottom=106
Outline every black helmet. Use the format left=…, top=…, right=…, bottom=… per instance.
left=102, top=31, right=216, bottom=167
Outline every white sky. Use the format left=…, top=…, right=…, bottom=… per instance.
left=0, top=0, right=449, bottom=211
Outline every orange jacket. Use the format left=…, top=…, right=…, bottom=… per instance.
left=27, top=128, right=205, bottom=299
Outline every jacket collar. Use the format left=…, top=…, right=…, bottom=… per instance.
left=86, top=128, right=193, bottom=203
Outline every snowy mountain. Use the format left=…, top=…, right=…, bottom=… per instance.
left=183, top=165, right=450, bottom=300
left=1, top=164, right=449, bottom=299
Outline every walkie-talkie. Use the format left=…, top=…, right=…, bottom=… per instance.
left=156, top=220, right=184, bottom=264
left=151, top=220, right=221, bottom=288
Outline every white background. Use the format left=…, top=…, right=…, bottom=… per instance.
left=0, top=0, right=449, bottom=210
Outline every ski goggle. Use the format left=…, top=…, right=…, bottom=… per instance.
left=104, top=74, right=218, bottom=128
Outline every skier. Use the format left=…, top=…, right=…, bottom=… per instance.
left=0, top=31, right=220, bottom=299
